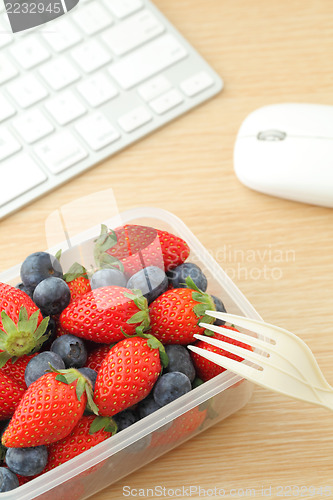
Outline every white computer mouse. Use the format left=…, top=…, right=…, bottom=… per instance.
left=233, top=103, right=333, bottom=207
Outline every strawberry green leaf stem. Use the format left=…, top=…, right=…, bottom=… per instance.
left=0, top=307, right=50, bottom=367
left=185, top=277, right=217, bottom=332
left=94, top=225, right=124, bottom=272
left=49, top=365, right=99, bottom=416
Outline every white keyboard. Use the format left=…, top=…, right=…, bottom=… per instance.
left=0, top=0, right=223, bottom=219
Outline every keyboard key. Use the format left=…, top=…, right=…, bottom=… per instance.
left=180, top=71, right=214, bottom=97
left=72, top=1, right=113, bottom=35
left=34, top=131, right=88, bottom=174
left=149, top=88, right=184, bottom=114
left=9, top=35, right=50, bottom=70
left=75, top=112, right=120, bottom=151
left=6, top=74, right=48, bottom=108
left=0, top=32, right=12, bottom=48
left=0, top=53, right=18, bottom=84
left=45, top=90, right=86, bottom=125
left=76, top=72, right=118, bottom=107
left=1, top=12, right=11, bottom=31
left=39, top=56, right=81, bottom=91
left=0, top=127, right=21, bottom=160
left=71, top=39, right=111, bottom=73
left=108, top=34, right=188, bottom=90
left=0, top=18, right=13, bottom=48
left=12, top=109, right=54, bottom=144
left=0, top=154, right=47, bottom=208
left=41, top=19, right=82, bottom=52
left=104, top=0, right=143, bottom=19
left=0, top=95, right=15, bottom=122
left=118, top=106, right=152, bottom=132
left=101, top=10, right=164, bottom=56
left=138, top=75, right=171, bottom=102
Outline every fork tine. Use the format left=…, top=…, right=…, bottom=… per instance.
left=187, top=345, right=333, bottom=410
left=193, top=333, right=266, bottom=367
left=204, top=312, right=333, bottom=393
left=187, top=345, right=261, bottom=380
left=194, top=332, right=329, bottom=390
left=205, top=311, right=322, bottom=348
left=199, top=321, right=273, bottom=354
left=204, top=311, right=284, bottom=343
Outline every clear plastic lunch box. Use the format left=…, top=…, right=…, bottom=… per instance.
left=0, top=207, right=261, bottom=500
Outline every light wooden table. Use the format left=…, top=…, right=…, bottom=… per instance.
left=1, top=0, right=333, bottom=498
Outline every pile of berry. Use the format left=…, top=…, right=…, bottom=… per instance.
left=0, top=224, right=251, bottom=493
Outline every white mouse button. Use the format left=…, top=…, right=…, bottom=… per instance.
left=257, top=130, right=286, bottom=141
left=237, top=103, right=333, bottom=139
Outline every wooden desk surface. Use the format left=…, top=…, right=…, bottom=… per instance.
left=1, top=0, right=333, bottom=498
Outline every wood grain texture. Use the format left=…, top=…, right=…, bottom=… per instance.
left=1, top=0, right=333, bottom=498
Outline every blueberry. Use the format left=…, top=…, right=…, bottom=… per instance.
left=20, top=252, right=63, bottom=290
left=165, top=345, right=196, bottom=382
left=33, top=277, right=71, bottom=316
left=25, top=351, right=65, bottom=387
left=51, top=334, right=87, bottom=368
left=137, top=396, right=161, bottom=419
left=114, top=409, right=139, bottom=432
left=127, top=266, right=168, bottom=304
left=15, top=282, right=34, bottom=299
left=6, top=446, right=48, bottom=476
left=78, top=368, right=97, bottom=391
left=167, top=263, right=207, bottom=291
left=211, top=295, right=227, bottom=326
left=90, top=269, right=127, bottom=289
left=153, top=372, right=192, bottom=407
left=0, top=467, right=19, bottom=492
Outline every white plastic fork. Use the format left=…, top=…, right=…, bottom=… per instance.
left=187, top=311, right=333, bottom=411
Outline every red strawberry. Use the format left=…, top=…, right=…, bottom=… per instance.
left=2, top=368, right=97, bottom=447
left=0, top=353, right=37, bottom=389
left=86, top=344, right=111, bottom=372
left=93, top=336, right=165, bottom=417
left=59, top=287, right=150, bottom=343
left=67, top=277, right=91, bottom=303
left=150, top=407, right=207, bottom=447
left=0, top=372, right=25, bottom=420
left=63, top=263, right=91, bottom=303
left=149, top=278, right=216, bottom=345
left=0, top=283, right=49, bottom=367
left=104, top=225, right=190, bottom=277
left=44, top=415, right=117, bottom=472
left=156, top=228, right=190, bottom=271
left=190, top=325, right=253, bottom=381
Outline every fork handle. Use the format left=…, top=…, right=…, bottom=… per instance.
left=309, top=386, right=333, bottom=411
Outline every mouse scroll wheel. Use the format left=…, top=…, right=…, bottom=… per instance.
left=257, top=130, right=287, bottom=141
